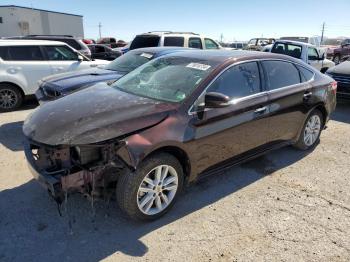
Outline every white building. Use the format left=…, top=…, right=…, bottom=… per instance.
left=0, top=5, right=84, bottom=38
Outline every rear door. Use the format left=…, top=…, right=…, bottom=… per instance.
left=4, top=46, right=51, bottom=95
left=189, top=61, right=270, bottom=174
left=262, top=60, right=312, bottom=143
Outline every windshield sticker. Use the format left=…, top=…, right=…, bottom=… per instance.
left=140, top=53, right=153, bottom=59
left=186, top=63, right=211, bottom=71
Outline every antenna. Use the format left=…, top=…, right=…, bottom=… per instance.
left=98, top=22, right=102, bottom=39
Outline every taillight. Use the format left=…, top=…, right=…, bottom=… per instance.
left=331, top=81, right=337, bottom=94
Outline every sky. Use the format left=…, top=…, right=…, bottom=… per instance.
left=2, top=0, right=350, bottom=42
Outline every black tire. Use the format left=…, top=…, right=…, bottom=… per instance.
left=294, top=109, right=324, bottom=150
left=116, top=153, right=184, bottom=221
left=0, top=84, right=23, bottom=112
left=333, top=55, right=340, bottom=65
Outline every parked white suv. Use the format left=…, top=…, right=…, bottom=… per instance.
left=129, top=31, right=222, bottom=51
left=0, top=40, right=109, bottom=111
left=270, top=40, right=335, bottom=73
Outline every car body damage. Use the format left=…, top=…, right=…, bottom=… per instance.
left=24, top=82, right=181, bottom=206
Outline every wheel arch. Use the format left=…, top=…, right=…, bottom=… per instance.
left=145, top=146, right=191, bottom=182
left=0, top=81, right=25, bottom=98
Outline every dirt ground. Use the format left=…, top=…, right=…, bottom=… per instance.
left=1, top=99, right=350, bottom=262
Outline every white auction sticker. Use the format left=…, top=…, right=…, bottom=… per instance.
left=186, top=63, right=211, bottom=71
left=140, top=53, right=153, bottom=59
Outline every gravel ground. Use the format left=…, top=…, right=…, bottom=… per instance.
left=0, top=99, right=350, bottom=262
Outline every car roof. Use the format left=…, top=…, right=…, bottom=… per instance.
left=127, top=47, right=193, bottom=55
left=0, top=39, right=68, bottom=46
left=274, top=39, right=315, bottom=47
left=158, top=49, right=300, bottom=63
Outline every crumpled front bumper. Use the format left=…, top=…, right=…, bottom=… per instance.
left=24, top=142, right=66, bottom=202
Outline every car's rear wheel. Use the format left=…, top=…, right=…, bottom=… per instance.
left=0, top=84, right=23, bottom=111
left=333, top=55, right=340, bottom=65
left=116, top=153, right=184, bottom=221
left=294, top=109, right=323, bottom=150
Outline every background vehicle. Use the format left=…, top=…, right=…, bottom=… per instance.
left=113, top=43, right=130, bottom=54
left=24, top=50, right=336, bottom=221
left=270, top=40, right=335, bottom=73
left=97, top=38, right=127, bottom=48
left=0, top=40, right=108, bottom=111
left=326, top=59, right=350, bottom=99
left=83, top=39, right=96, bottom=45
left=129, top=31, right=222, bottom=51
left=88, top=44, right=122, bottom=60
left=4, top=35, right=92, bottom=58
left=229, top=42, right=247, bottom=50
left=332, top=39, right=350, bottom=64
left=245, top=38, right=275, bottom=51
left=36, top=47, right=191, bottom=102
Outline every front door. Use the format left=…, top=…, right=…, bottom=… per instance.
left=187, top=61, right=270, bottom=174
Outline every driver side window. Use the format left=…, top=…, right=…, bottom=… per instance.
left=207, top=62, right=261, bottom=99
left=308, top=48, right=319, bottom=61
left=44, top=46, right=78, bottom=61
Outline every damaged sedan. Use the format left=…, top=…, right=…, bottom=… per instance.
left=24, top=50, right=336, bottom=221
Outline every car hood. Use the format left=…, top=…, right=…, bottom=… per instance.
left=327, top=61, right=350, bottom=75
left=23, top=83, right=178, bottom=145
left=41, top=68, right=124, bottom=94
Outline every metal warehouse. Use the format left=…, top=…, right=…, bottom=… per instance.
left=0, top=5, right=84, bottom=38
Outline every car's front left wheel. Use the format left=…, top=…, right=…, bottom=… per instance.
left=116, top=153, right=184, bottom=221
left=0, top=84, right=23, bottom=112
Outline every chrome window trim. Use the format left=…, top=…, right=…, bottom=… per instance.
left=188, top=58, right=316, bottom=115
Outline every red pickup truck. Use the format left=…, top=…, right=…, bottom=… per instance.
left=332, top=39, right=350, bottom=64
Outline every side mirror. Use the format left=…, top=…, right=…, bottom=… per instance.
left=204, top=92, right=230, bottom=108
left=77, top=55, right=83, bottom=62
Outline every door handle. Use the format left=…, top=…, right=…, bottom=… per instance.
left=53, top=67, right=64, bottom=72
left=254, top=106, right=267, bottom=114
left=303, top=91, right=312, bottom=99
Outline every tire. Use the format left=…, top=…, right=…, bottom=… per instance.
left=117, top=153, right=184, bottom=221
left=294, top=109, right=324, bottom=150
left=333, top=55, right=340, bottom=65
left=0, top=84, right=23, bottom=112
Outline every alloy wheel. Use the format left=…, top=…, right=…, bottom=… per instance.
left=0, top=89, right=18, bottom=109
left=137, top=165, right=178, bottom=215
left=304, top=115, right=321, bottom=146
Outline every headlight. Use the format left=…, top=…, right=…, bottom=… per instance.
left=74, top=146, right=101, bottom=165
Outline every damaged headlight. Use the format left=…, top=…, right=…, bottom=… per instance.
left=74, top=146, right=101, bottom=165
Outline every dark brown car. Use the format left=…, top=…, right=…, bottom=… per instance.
left=23, top=50, right=337, bottom=221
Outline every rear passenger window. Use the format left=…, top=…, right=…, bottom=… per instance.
left=207, top=62, right=260, bottom=99
left=189, top=37, right=203, bottom=49
left=297, top=65, right=314, bottom=82
left=262, top=61, right=300, bottom=90
left=7, top=46, right=44, bottom=61
left=164, top=37, right=184, bottom=47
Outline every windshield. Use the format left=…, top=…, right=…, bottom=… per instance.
left=112, top=56, right=217, bottom=103
left=104, top=52, right=153, bottom=73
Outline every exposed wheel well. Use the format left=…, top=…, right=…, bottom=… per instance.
left=0, top=82, right=25, bottom=98
left=147, top=146, right=191, bottom=179
left=314, top=104, right=328, bottom=126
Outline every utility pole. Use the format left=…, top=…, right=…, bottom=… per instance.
left=98, top=22, right=102, bottom=39
left=321, top=22, right=325, bottom=45
left=220, top=33, right=223, bottom=43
